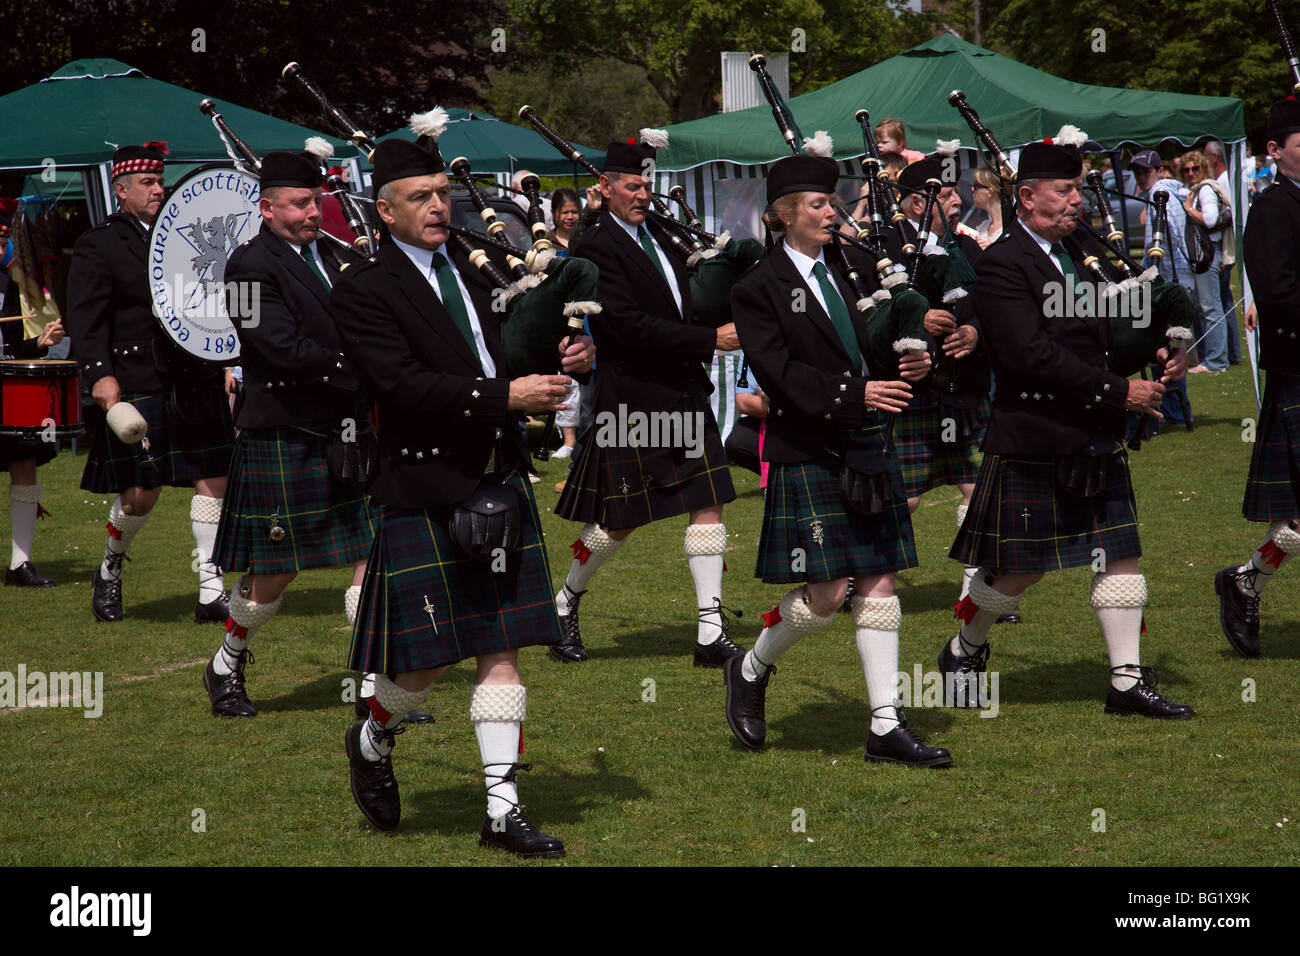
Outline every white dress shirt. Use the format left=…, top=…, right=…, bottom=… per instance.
left=611, top=213, right=683, bottom=316
left=391, top=235, right=497, bottom=377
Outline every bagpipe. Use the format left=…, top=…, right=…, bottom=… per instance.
left=945, top=89, right=1194, bottom=379
left=1268, top=0, right=1300, bottom=92
left=518, top=104, right=766, bottom=330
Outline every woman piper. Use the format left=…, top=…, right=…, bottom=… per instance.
left=721, top=154, right=952, bottom=767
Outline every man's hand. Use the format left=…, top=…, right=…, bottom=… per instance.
left=508, top=374, right=572, bottom=413
left=898, top=349, right=931, bottom=382
left=92, top=375, right=121, bottom=412
left=1125, top=378, right=1166, bottom=419
left=865, top=379, right=912, bottom=413
left=585, top=186, right=603, bottom=210
left=224, top=367, right=239, bottom=397
left=923, top=308, right=957, bottom=338
left=1244, top=301, right=1257, bottom=333
left=942, top=324, right=978, bottom=359
left=558, top=335, right=595, bottom=375
left=36, top=320, right=65, bottom=348
left=715, top=322, right=740, bottom=351
left=1155, top=346, right=1188, bottom=384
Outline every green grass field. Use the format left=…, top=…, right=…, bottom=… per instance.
left=1, top=355, right=1296, bottom=867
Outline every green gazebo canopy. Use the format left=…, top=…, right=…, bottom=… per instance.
left=375, top=108, right=603, bottom=175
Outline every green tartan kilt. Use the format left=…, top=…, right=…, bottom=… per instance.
left=893, top=389, right=987, bottom=498
left=755, top=449, right=917, bottom=584
left=1242, top=372, right=1300, bottom=522
left=950, top=445, right=1141, bottom=574
left=213, top=426, right=377, bottom=574
left=80, top=390, right=233, bottom=492
left=556, top=387, right=736, bottom=531
left=349, top=471, right=561, bottom=674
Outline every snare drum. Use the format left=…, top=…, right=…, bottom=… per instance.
left=0, top=359, right=84, bottom=438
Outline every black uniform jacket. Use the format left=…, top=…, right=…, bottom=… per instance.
left=1243, top=175, right=1300, bottom=373
left=66, top=212, right=212, bottom=393
left=331, top=238, right=528, bottom=510
left=570, top=211, right=716, bottom=413
left=731, top=241, right=890, bottom=464
left=974, top=217, right=1129, bottom=456
left=224, top=224, right=363, bottom=429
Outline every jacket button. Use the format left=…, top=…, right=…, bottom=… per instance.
left=833, top=397, right=841, bottom=405
left=824, top=413, right=832, bottom=420
left=472, top=389, right=480, bottom=399
left=464, top=409, right=471, bottom=417
left=416, top=451, right=424, bottom=459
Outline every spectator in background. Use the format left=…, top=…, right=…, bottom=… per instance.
left=970, top=166, right=1005, bottom=248
left=1182, top=149, right=1229, bottom=373
left=882, top=154, right=907, bottom=183
left=724, top=362, right=767, bottom=478
left=873, top=118, right=926, bottom=164
left=511, top=168, right=551, bottom=225
left=1204, top=140, right=1240, bottom=365
left=547, top=188, right=584, bottom=460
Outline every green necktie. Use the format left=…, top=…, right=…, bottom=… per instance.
left=299, top=244, right=330, bottom=289
left=432, top=253, right=481, bottom=360
left=637, top=224, right=670, bottom=286
left=812, top=261, right=862, bottom=370
left=1049, top=241, right=1088, bottom=316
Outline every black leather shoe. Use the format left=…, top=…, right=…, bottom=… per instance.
left=194, top=593, right=230, bottom=624
left=937, top=636, right=990, bottom=708
left=866, top=709, right=952, bottom=768
left=996, top=612, right=1021, bottom=625
left=1104, top=666, right=1195, bottom=720
left=693, top=598, right=746, bottom=667
left=1214, top=566, right=1260, bottom=658
left=549, top=586, right=589, bottom=663
left=723, top=653, right=771, bottom=750
left=202, top=649, right=257, bottom=717
left=354, top=695, right=436, bottom=725
left=5, top=561, right=55, bottom=587
left=91, top=553, right=126, bottom=622
left=480, top=807, right=565, bottom=859
left=344, top=720, right=403, bottom=831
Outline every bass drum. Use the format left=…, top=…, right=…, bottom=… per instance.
left=147, top=164, right=262, bottom=363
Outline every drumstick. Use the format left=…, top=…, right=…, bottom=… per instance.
left=0, top=314, right=38, bottom=324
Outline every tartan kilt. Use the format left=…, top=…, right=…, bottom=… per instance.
left=213, top=426, right=377, bottom=574
left=950, top=445, right=1141, bottom=574
left=556, top=387, right=736, bottom=531
left=80, top=390, right=234, bottom=493
left=893, top=390, right=987, bottom=498
left=1242, top=372, right=1300, bottom=522
left=349, top=471, right=560, bottom=673
left=0, top=433, right=57, bottom=468
left=755, top=444, right=917, bottom=584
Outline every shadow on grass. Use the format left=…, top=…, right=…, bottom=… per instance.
left=125, top=584, right=354, bottom=624
left=385, top=749, right=651, bottom=837
left=1220, top=621, right=1300, bottom=660
left=583, top=622, right=702, bottom=662
left=14, top=557, right=93, bottom=583
left=992, top=651, right=1194, bottom=705
left=894, top=578, right=966, bottom=615
left=765, top=681, right=956, bottom=753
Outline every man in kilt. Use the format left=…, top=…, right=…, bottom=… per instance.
left=203, top=150, right=402, bottom=720
left=1, top=200, right=65, bottom=587
left=553, top=131, right=742, bottom=667
left=66, top=142, right=235, bottom=623
left=941, top=136, right=1193, bottom=719
left=332, top=131, right=594, bottom=856
left=885, top=158, right=1004, bottom=615
left=723, top=154, right=951, bottom=766
left=1216, top=98, right=1300, bottom=658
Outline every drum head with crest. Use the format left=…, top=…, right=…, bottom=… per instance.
left=147, top=164, right=261, bottom=363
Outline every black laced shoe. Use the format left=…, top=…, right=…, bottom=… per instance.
left=479, top=763, right=564, bottom=858
left=202, top=648, right=257, bottom=718
left=693, top=598, right=746, bottom=667
left=723, top=653, right=772, bottom=750
left=1215, top=566, right=1261, bottom=658
left=194, top=592, right=230, bottom=624
left=5, top=561, right=55, bottom=588
left=996, top=612, right=1022, bottom=625
left=1104, top=666, right=1195, bottom=720
left=91, top=551, right=127, bottom=622
left=866, top=705, right=953, bottom=768
left=937, top=634, right=991, bottom=708
left=345, top=719, right=405, bottom=830
left=549, top=585, right=589, bottom=662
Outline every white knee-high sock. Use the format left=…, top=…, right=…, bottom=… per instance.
left=9, top=483, right=41, bottom=570
left=102, top=497, right=150, bottom=579
left=557, top=523, right=626, bottom=614
left=1092, top=573, right=1146, bottom=691
left=741, top=588, right=835, bottom=681
left=470, top=684, right=527, bottom=820
left=360, top=676, right=431, bottom=760
left=191, top=494, right=225, bottom=605
left=854, top=595, right=903, bottom=735
left=213, top=580, right=282, bottom=676
left=955, top=505, right=978, bottom=600
left=950, top=570, right=1023, bottom=656
left=346, top=585, right=378, bottom=702
left=685, top=523, right=727, bottom=644
left=1237, top=521, right=1300, bottom=597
